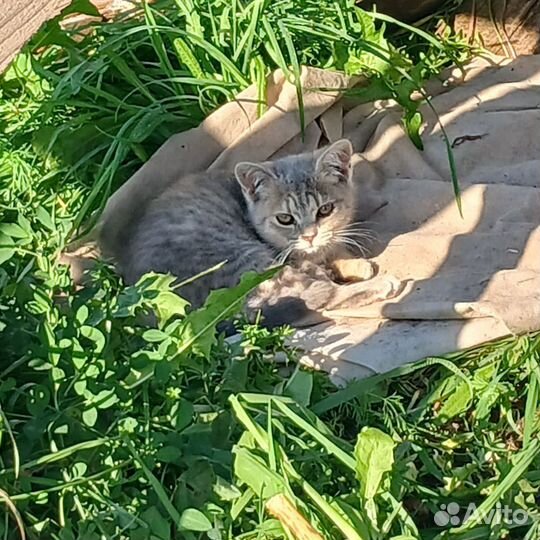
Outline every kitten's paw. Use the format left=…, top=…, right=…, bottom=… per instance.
left=332, top=258, right=377, bottom=282
left=378, top=275, right=405, bottom=300
left=329, top=275, right=405, bottom=310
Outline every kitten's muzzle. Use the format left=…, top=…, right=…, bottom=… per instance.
left=300, top=232, right=316, bottom=245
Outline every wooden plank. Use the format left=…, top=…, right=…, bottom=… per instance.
left=0, top=0, right=71, bottom=73
left=0, top=0, right=142, bottom=74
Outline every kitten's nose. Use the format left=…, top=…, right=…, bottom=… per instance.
left=301, top=232, right=316, bottom=245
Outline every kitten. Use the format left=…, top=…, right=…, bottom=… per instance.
left=119, top=139, right=400, bottom=327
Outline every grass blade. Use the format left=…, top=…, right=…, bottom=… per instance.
left=277, top=21, right=305, bottom=139
left=451, top=438, right=540, bottom=533
left=125, top=438, right=181, bottom=524
left=271, top=399, right=355, bottom=470
left=523, top=354, right=540, bottom=448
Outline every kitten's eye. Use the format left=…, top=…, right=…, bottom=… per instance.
left=317, top=202, right=335, bottom=218
left=276, top=213, right=295, bottom=226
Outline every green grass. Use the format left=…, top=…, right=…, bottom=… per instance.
left=0, top=0, right=539, bottom=539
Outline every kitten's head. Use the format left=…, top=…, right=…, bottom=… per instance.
left=234, top=139, right=358, bottom=259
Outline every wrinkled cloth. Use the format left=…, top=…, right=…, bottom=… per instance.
left=87, top=54, right=540, bottom=380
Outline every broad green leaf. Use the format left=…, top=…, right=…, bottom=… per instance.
left=124, top=363, right=155, bottom=389
left=80, top=326, right=106, bottom=353
left=115, top=272, right=188, bottom=322
left=74, top=380, right=87, bottom=395
left=141, top=506, right=171, bottom=540
left=26, top=385, right=50, bottom=415
left=156, top=446, right=182, bottom=463
left=62, top=0, right=100, bottom=16
left=35, top=206, right=54, bottom=231
left=355, top=427, right=395, bottom=500
left=17, top=214, right=32, bottom=235
left=0, top=248, right=15, bottom=265
left=345, top=10, right=392, bottom=75
left=142, top=329, right=170, bottom=343
left=73, top=350, right=87, bottom=371
left=51, top=367, right=65, bottom=383
left=82, top=407, right=98, bottom=427
left=0, top=231, right=15, bottom=246
left=179, top=268, right=279, bottom=357
left=76, top=305, right=89, bottom=324
left=233, top=447, right=285, bottom=499
left=153, top=291, right=189, bottom=324
left=437, top=379, right=473, bottom=422
left=170, top=399, right=193, bottom=431
left=403, top=110, right=423, bottom=150
left=213, top=476, right=242, bottom=501
left=178, top=508, right=212, bottom=532
left=284, top=369, right=313, bottom=406
left=94, top=389, right=119, bottom=409
left=475, top=381, right=503, bottom=421
left=0, top=223, right=29, bottom=239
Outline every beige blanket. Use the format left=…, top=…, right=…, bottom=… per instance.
left=90, top=54, right=540, bottom=381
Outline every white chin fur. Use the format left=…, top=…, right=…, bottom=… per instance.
left=301, top=245, right=320, bottom=255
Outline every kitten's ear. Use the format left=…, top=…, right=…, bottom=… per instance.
left=235, top=162, right=275, bottom=199
left=315, top=139, right=353, bottom=183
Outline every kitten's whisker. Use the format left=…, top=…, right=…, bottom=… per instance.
left=273, top=245, right=295, bottom=265
left=334, top=233, right=376, bottom=245
left=343, top=220, right=378, bottom=228
left=329, top=231, right=371, bottom=252
left=334, top=232, right=376, bottom=241
left=280, top=247, right=294, bottom=265
left=335, top=230, right=375, bottom=239
left=334, top=227, right=377, bottom=239
left=319, top=232, right=334, bottom=242
left=332, top=237, right=369, bottom=257
left=340, top=237, right=367, bottom=250
left=333, top=232, right=375, bottom=246
left=334, top=229, right=377, bottom=239
left=338, top=220, right=376, bottom=229
left=332, top=239, right=366, bottom=250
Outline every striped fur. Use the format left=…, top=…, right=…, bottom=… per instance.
left=120, top=139, right=377, bottom=326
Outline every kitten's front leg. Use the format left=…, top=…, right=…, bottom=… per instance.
left=332, top=258, right=377, bottom=282
left=247, top=261, right=402, bottom=328
left=328, top=247, right=377, bottom=283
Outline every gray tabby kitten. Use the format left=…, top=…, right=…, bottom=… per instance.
left=121, top=139, right=399, bottom=327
